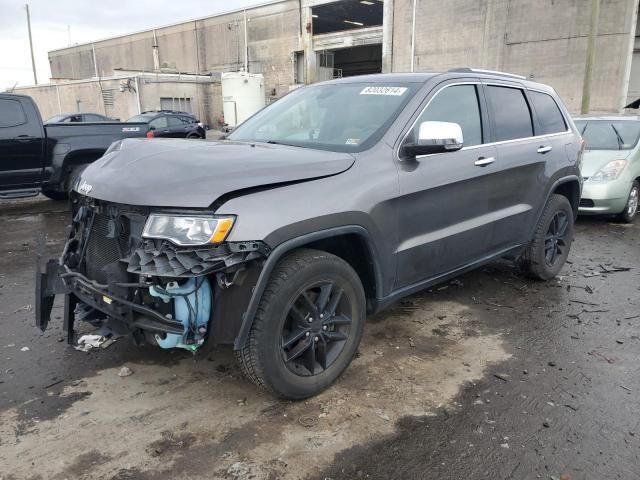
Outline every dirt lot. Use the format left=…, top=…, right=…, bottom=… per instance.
left=0, top=197, right=638, bottom=480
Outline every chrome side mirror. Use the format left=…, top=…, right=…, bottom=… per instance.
left=404, top=121, right=464, bottom=157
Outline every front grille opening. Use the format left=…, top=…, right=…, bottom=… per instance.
left=84, top=213, right=130, bottom=283
left=579, top=198, right=594, bottom=208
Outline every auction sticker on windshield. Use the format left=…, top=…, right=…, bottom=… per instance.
left=360, top=86, right=407, bottom=96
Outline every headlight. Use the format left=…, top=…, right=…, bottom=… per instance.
left=588, top=159, right=627, bottom=182
left=142, top=214, right=235, bottom=246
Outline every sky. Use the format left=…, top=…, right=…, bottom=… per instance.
left=0, top=0, right=268, bottom=91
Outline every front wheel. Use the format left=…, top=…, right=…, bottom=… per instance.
left=618, top=181, right=639, bottom=223
left=520, top=194, right=574, bottom=280
left=236, top=249, right=366, bottom=399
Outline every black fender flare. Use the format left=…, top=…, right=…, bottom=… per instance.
left=233, top=225, right=383, bottom=350
left=542, top=174, right=582, bottom=220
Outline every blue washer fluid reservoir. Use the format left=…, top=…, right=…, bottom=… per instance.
left=149, top=277, right=212, bottom=352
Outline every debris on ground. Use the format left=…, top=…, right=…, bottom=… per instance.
left=118, top=366, right=134, bottom=377
left=74, top=326, right=122, bottom=352
left=298, top=415, right=319, bottom=428
left=12, top=305, right=32, bottom=313
left=227, top=461, right=256, bottom=478
left=599, top=264, right=632, bottom=273
left=20, top=347, right=30, bottom=352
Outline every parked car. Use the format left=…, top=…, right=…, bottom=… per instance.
left=127, top=111, right=206, bottom=139
left=0, top=93, right=149, bottom=200
left=44, top=113, right=119, bottom=124
left=574, top=116, right=640, bottom=222
left=36, top=70, right=583, bottom=399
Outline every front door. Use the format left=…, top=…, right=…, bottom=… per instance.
left=394, top=82, right=498, bottom=288
left=0, top=96, right=44, bottom=190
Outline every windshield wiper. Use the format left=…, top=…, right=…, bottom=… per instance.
left=610, top=124, right=624, bottom=150
left=264, top=140, right=301, bottom=148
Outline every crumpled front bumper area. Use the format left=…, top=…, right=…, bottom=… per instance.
left=36, top=195, right=269, bottom=349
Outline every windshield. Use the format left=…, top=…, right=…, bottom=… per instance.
left=127, top=113, right=155, bottom=123
left=228, top=82, right=419, bottom=152
left=575, top=120, right=640, bottom=150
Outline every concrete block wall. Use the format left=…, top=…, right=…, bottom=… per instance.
left=46, top=0, right=640, bottom=115
left=393, top=0, right=640, bottom=113
left=48, top=1, right=301, bottom=102
left=16, top=76, right=221, bottom=127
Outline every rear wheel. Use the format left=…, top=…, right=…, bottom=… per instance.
left=521, top=194, right=574, bottom=280
left=236, top=249, right=365, bottom=399
left=41, top=165, right=86, bottom=201
left=187, top=133, right=202, bottom=139
left=617, top=181, right=639, bottom=223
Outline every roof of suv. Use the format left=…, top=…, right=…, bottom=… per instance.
left=320, top=70, right=555, bottom=93
left=575, top=115, right=640, bottom=121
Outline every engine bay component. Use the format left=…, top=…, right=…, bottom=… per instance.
left=149, top=277, right=212, bottom=352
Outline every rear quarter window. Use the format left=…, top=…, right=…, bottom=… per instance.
left=0, top=98, right=27, bottom=128
left=486, top=86, right=533, bottom=142
left=529, top=91, right=567, bottom=134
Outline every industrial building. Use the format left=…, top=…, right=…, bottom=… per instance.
left=15, top=0, right=640, bottom=124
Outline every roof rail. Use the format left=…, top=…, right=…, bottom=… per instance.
left=448, top=68, right=527, bottom=80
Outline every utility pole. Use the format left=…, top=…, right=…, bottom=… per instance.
left=581, top=0, right=600, bottom=114
left=25, top=4, right=38, bottom=85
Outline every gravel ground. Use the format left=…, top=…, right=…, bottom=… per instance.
left=0, top=196, right=638, bottom=480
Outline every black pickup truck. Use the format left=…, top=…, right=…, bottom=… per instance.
left=0, top=93, right=148, bottom=200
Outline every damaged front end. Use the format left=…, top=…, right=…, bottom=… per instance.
left=36, top=194, right=269, bottom=353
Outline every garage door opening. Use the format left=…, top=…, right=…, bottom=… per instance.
left=333, top=44, right=382, bottom=78
left=312, top=0, right=383, bottom=35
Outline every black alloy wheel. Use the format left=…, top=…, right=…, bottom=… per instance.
left=521, top=193, right=574, bottom=280
left=236, top=249, right=366, bottom=399
left=281, top=281, right=352, bottom=377
left=544, top=210, right=569, bottom=267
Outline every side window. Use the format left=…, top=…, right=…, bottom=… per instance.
left=414, top=85, right=483, bottom=147
left=150, top=116, right=168, bottom=129
left=167, top=116, right=184, bottom=127
left=85, top=114, right=104, bottom=122
left=0, top=99, right=27, bottom=128
left=486, top=86, right=533, bottom=141
left=529, top=91, right=567, bottom=135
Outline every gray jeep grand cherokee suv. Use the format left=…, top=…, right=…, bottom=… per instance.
left=36, top=70, right=583, bottom=399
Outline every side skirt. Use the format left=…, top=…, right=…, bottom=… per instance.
left=369, top=244, right=525, bottom=314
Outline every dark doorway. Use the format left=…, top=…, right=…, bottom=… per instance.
left=333, top=44, right=382, bottom=77
left=312, top=0, right=383, bottom=35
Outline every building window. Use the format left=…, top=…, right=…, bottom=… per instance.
left=160, top=97, right=192, bottom=112
left=294, top=52, right=305, bottom=84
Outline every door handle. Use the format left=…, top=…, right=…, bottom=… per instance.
left=474, top=157, right=495, bottom=167
left=162, top=130, right=170, bottom=133
left=14, top=135, right=35, bottom=143
left=537, top=145, right=553, bottom=154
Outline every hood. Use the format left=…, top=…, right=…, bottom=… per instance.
left=77, top=138, right=355, bottom=208
left=581, top=148, right=633, bottom=178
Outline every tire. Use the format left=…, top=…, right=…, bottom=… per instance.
left=41, top=189, right=68, bottom=201
left=521, top=194, right=574, bottom=281
left=617, top=181, right=639, bottom=223
left=187, top=133, right=201, bottom=139
left=41, top=165, right=87, bottom=201
left=236, top=248, right=366, bottom=399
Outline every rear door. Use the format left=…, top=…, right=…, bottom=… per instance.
left=395, top=81, right=499, bottom=288
left=0, top=96, right=44, bottom=190
left=166, top=116, right=189, bottom=137
left=482, top=84, right=553, bottom=249
left=149, top=116, right=170, bottom=137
